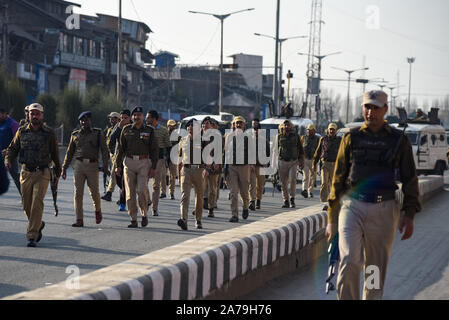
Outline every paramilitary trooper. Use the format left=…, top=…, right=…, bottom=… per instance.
left=326, top=90, right=420, bottom=300
left=115, top=106, right=159, bottom=228
left=177, top=119, right=206, bottom=230
left=312, top=122, right=342, bottom=204
left=166, top=119, right=179, bottom=200
left=277, top=119, right=304, bottom=208
left=18, top=105, right=30, bottom=127
left=101, top=112, right=121, bottom=202
left=300, top=123, right=319, bottom=198
left=62, top=111, right=109, bottom=227
left=248, top=118, right=269, bottom=210
left=146, top=110, right=171, bottom=216
left=5, top=103, right=61, bottom=247
left=225, top=116, right=253, bottom=222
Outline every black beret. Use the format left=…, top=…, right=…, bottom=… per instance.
left=78, top=111, right=92, bottom=121
left=120, top=109, right=131, bottom=116
left=131, top=106, right=143, bottom=115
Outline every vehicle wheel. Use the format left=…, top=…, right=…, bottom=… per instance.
left=434, top=162, right=445, bottom=176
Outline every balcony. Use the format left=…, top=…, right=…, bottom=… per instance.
left=58, top=52, right=106, bottom=73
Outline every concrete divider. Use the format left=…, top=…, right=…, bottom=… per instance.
left=4, top=176, right=444, bottom=300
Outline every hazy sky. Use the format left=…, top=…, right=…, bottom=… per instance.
left=71, top=0, right=449, bottom=108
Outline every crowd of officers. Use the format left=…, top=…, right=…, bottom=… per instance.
left=3, top=102, right=343, bottom=246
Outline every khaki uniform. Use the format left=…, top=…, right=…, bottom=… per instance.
left=62, top=128, right=109, bottom=221
left=105, top=125, right=117, bottom=193
left=178, top=136, right=205, bottom=222
left=328, top=122, right=421, bottom=300
left=277, top=132, right=304, bottom=202
left=313, top=134, right=342, bottom=202
left=167, top=130, right=180, bottom=197
left=301, top=134, right=319, bottom=195
left=5, top=123, right=61, bottom=241
left=225, top=131, right=251, bottom=218
left=115, top=124, right=159, bottom=222
left=249, top=131, right=269, bottom=202
left=150, top=124, right=171, bottom=211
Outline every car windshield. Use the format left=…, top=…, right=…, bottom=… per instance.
left=406, top=131, right=419, bottom=145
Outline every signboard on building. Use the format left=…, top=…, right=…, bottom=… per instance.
left=36, top=64, right=47, bottom=96
left=68, top=68, right=86, bottom=95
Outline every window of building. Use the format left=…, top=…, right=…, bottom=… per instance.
left=100, top=42, right=105, bottom=59
left=90, top=40, right=96, bottom=57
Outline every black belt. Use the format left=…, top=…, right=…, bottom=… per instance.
left=22, top=164, right=48, bottom=172
left=349, top=192, right=395, bottom=203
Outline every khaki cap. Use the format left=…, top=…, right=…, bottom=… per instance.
left=108, top=112, right=120, bottom=118
left=167, top=119, right=177, bottom=126
left=328, top=123, right=337, bottom=130
left=307, top=124, right=315, bottom=130
left=28, top=103, right=44, bottom=113
left=362, top=90, right=388, bottom=107
left=232, top=116, right=246, bottom=123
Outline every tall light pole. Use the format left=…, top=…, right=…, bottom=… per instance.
left=387, top=86, right=395, bottom=115
left=298, top=51, right=341, bottom=123
left=332, top=66, right=369, bottom=123
left=189, top=8, right=254, bottom=114
left=407, top=57, right=415, bottom=114
left=255, top=33, right=307, bottom=111
left=117, top=0, right=122, bottom=101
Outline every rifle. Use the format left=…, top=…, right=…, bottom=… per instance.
left=49, top=167, right=59, bottom=216
left=100, top=166, right=110, bottom=194
left=326, top=233, right=340, bottom=294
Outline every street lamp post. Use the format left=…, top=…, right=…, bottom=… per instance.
left=332, top=66, right=369, bottom=124
left=255, top=33, right=307, bottom=112
left=189, top=8, right=254, bottom=114
left=298, top=51, right=341, bottom=123
left=407, top=57, right=415, bottom=114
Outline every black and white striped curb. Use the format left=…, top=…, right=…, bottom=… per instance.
left=75, top=211, right=327, bottom=300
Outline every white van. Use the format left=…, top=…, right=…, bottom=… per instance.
left=391, top=123, right=448, bottom=175
left=337, top=122, right=448, bottom=175
left=260, top=116, right=314, bottom=136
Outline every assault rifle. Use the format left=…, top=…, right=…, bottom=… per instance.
left=49, top=167, right=59, bottom=216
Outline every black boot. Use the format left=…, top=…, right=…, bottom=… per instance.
left=208, top=208, right=214, bottom=218
left=282, top=200, right=290, bottom=208
left=290, top=197, right=296, bottom=208
left=203, top=198, right=209, bottom=210
left=249, top=201, right=256, bottom=211
left=101, top=191, right=112, bottom=201
left=256, top=200, right=261, bottom=209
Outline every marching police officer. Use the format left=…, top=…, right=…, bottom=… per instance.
left=249, top=118, right=269, bottom=210
left=277, top=119, right=304, bottom=208
left=225, top=116, right=252, bottom=222
left=5, top=103, right=61, bottom=247
left=146, top=110, right=171, bottom=216
left=177, top=119, right=206, bottom=230
left=18, top=105, right=30, bottom=127
left=62, top=111, right=109, bottom=227
left=312, top=122, right=341, bottom=204
left=300, top=123, right=319, bottom=198
left=326, top=90, right=420, bottom=300
left=166, top=119, right=179, bottom=200
left=102, top=112, right=121, bottom=202
left=115, top=107, right=159, bottom=228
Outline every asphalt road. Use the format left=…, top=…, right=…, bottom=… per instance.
left=0, top=167, right=321, bottom=298
left=242, top=172, right=449, bottom=300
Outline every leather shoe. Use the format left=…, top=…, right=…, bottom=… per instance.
left=290, top=198, right=296, bottom=208
left=141, top=216, right=148, bottom=227
left=95, top=211, right=102, bottom=224
left=282, top=200, right=290, bottom=208
left=256, top=200, right=261, bottom=209
left=229, top=216, right=239, bottom=223
left=36, top=221, right=45, bottom=243
left=27, top=239, right=36, bottom=247
left=242, top=209, right=249, bottom=220
left=208, top=208, right=214, bottom=218
left=177, top=218, right=188, bottom=230
left=128, top=221, right=138, bottom=228
left=160, top=193, right=166, bottom=199
left=72, top=219, right=84, bottom=227
left=101, top=192, right=112, bottom=202
left=249, top=201, right=256, bottom=211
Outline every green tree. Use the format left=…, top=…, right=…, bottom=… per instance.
left=0, top=68, right=26, bottom=121
left=57, top=87, right=83, bottom=143
left=84, top=86, right=122, bottom=129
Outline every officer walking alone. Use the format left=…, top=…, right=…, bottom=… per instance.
left=5, top=103, right=61, bottom=247
left=326, top=90, right=421, bottom=300
left=312, top=123, right=341, bottom=204
left=277, top=120, right=304, bottom=208
left=62, top=111, right=109, bottom=227
left=115, top=107, right=159, bottom=228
